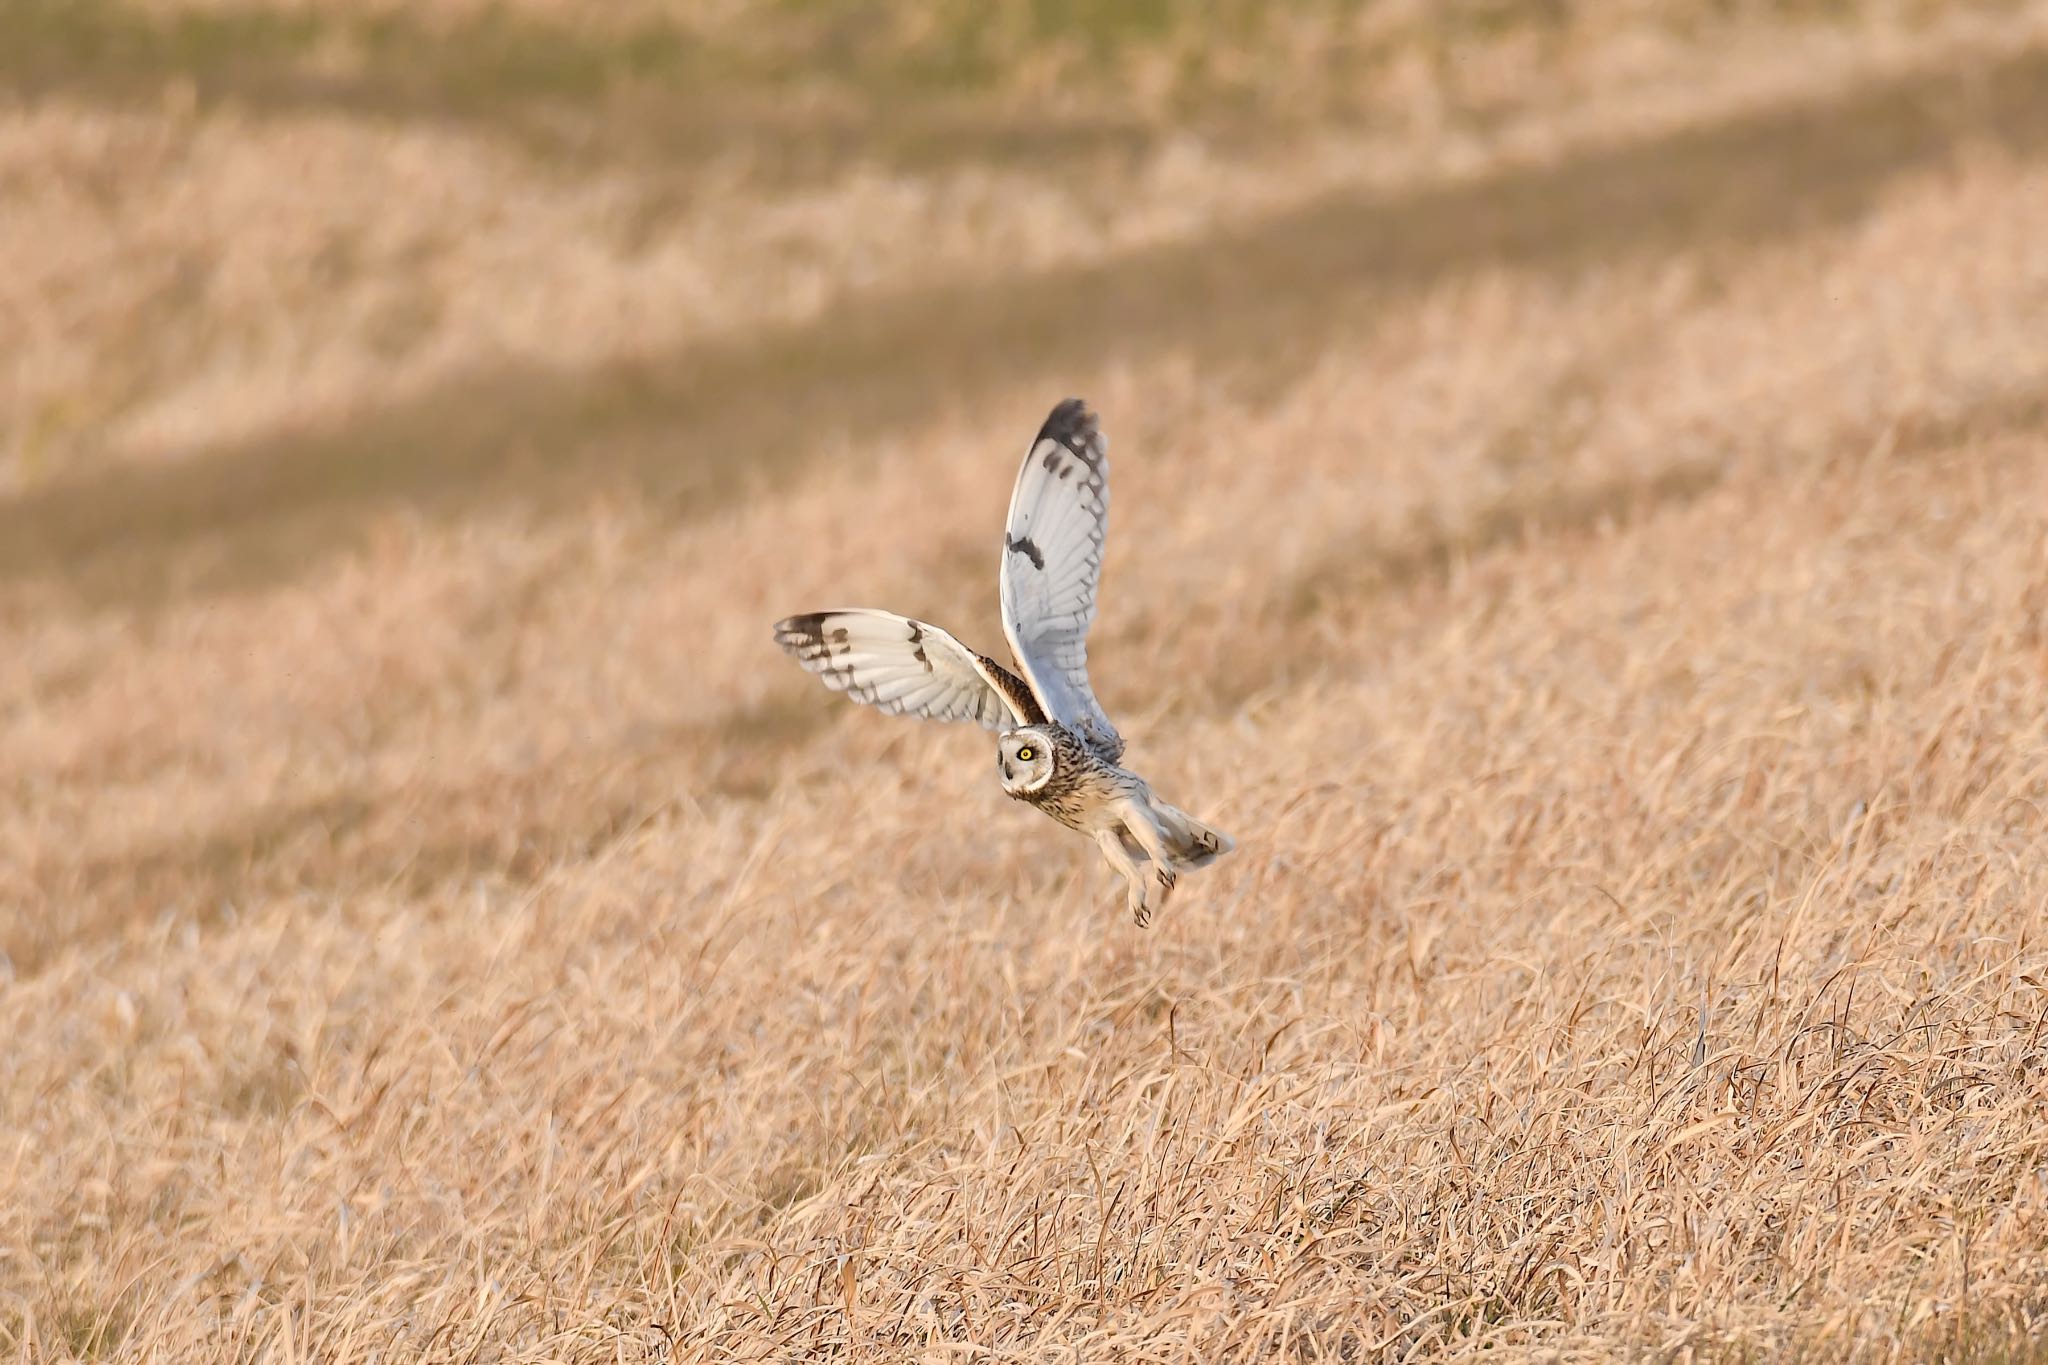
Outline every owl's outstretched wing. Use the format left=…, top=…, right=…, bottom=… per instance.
left=773, top=610, right=1043, bottom=730
left=998, top=398, right=1125, bottom=764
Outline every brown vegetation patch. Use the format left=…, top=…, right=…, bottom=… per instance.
left=9, top=5, right=2048, bottom=1359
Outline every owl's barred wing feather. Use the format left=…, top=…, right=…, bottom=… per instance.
left=773, top=609, right=1043, bottom=730
left=998, top=399, right=1126, bottom=764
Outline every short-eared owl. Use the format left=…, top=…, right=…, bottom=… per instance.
left=773, top=399, right=1234, bottom=926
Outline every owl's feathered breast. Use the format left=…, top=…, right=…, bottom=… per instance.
left=1013, top=725, right=1144, bottom=832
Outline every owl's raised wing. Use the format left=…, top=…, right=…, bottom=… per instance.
left=774, top=609, right=1044, bottom=731
left=998, top=398, right=1125, bottom=764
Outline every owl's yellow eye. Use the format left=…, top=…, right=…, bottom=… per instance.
left=1016, top=746, right=1035, bottom=761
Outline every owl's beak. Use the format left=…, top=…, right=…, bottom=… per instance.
left=1000, top=760, right=1013, bottom=781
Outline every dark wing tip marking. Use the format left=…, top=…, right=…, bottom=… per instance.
left=774, top=613, right=863, bottom=671
left=1035, top=398, right=1100, bottom=459
left=773, top=613, right=828, bottom=649
left=1005, top=532, right=1046, bottom=570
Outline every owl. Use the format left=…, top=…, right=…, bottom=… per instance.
left=773, top=398, right=1234, bottom=926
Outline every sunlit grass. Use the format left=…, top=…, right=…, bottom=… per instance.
left=6, top=2, right=2048, bottom=1359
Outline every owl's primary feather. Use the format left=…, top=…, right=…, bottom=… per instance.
left=772, top=609, right=1043, bottom=730
left=999, top=399, right=1126, bottom=765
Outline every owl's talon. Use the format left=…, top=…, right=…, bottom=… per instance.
left=1155, top=865, right=1177, bottom=893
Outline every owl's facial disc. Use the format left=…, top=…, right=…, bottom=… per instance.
left=998, top=728, right=1056, bottom=795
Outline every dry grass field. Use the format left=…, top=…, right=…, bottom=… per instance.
left=10, top=1, right=2048, bottom=1359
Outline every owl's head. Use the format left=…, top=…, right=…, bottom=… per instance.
left=998, top=726, right=1059, bottom=795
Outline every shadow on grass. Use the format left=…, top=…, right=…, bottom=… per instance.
left=0, top=0, right=1168, bottom=175
left=4, top=46, right=2047, bottom=608
left=1384, top=387, right=2047, bottom=595
left=3, top=692, right=821, bottom=975
left=1221, top=385, right=2048, bottom=707
left=20, top=385, right=2045, bottom=978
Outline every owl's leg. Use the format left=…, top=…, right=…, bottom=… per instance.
left=1094, top=828, right=1154, bottom=927
left=1117, top=800, right=1179, bottom=899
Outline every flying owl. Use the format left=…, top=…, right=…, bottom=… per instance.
left=772, top=398, right=1234, bottom=926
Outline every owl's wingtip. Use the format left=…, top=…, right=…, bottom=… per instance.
left=772, top=612, right=826, bottom=651
left=1037, top=397, right=1099, bottom=451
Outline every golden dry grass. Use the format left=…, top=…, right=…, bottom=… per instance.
left=8, top=3, right=2048, bottom=1360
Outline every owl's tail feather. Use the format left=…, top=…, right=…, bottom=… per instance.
left=1153, top=801, right=1235, bottom=871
